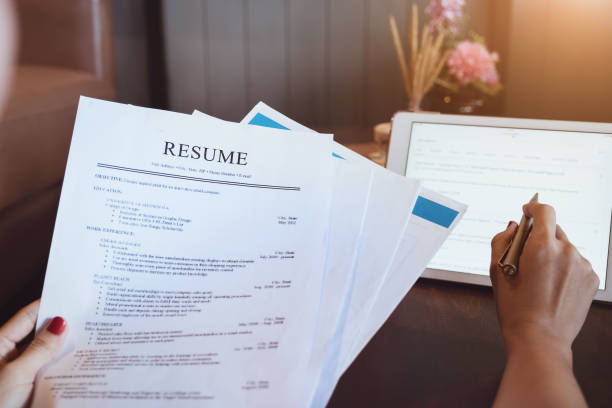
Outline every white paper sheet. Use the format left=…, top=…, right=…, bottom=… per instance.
left=33, top=97, right=334, bottom=407
left=236, top=103, right=425, bottom=408
left=339, top=188, right=467, bottom=374
left=240, top=105, right=465, bottom=381
left=236, top=104, right=470, bottom=408
left=231, top=104, right=375, bottom=407
left=333, top=166, right=421, bottom=373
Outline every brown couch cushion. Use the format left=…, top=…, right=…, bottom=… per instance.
left=0, top=64, right=115, bottom=209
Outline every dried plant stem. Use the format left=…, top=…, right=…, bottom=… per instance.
left=410, top=4, right=418, bottom=77
left=389, top=5, right=449, bottom=111
left=426, top=49, right=451, bottom=92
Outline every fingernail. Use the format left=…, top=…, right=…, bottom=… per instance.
left=507, top=221, right=513, bottom=230
left=47, top=316, right=66, bottom=335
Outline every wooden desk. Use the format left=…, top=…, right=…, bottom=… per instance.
left=329, top=279, right=612, bottom=408
left=329, top=143, right=612, bottom=408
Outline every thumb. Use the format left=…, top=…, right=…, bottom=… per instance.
left=490, top=222, right=518, bottom=285
left=491, top=221, right=518, bottom=259
left=10, top=317, right=68, bottom=380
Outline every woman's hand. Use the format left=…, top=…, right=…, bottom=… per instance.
left=0, top=300, right=67, bottom=408
left=491, top=202, right=599, bottom=358
left=490, top=202, right=598, bottom=408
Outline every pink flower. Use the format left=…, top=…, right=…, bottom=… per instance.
left=447, top=41, right=500, bottom=86
left=426, top=0, right=465, bottom=32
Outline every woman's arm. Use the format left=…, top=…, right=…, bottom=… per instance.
left=490, top=203, right=598, bottom=407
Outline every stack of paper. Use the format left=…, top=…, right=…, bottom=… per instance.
left=33, top=97, right=466, bottom=407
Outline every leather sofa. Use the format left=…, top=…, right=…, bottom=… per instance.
left=0, top=0, right=116, bottom=320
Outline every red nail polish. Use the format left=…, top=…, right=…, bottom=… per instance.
left=47, top=316, right=66, bottom=335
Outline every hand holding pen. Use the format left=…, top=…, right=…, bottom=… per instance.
left=489, top=199, right=599, bottom=407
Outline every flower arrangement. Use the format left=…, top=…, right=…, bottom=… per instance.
left=390, top=0, right=501, bottom=112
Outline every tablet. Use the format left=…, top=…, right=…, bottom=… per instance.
left=387, top=112, right=612, bottom=302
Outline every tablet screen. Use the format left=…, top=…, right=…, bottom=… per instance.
left=406, top=122, right=612, bottom=289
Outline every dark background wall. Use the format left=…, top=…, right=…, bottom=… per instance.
left=160, top=0, right=500, bottom=143
left=110, top=0, right=612, bottom=144
left=111, top=0, right=151, bottom=106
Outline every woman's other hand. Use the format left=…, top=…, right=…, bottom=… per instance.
left=0, top=300, right=67, bottom=408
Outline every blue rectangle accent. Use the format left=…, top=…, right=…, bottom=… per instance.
left=248, top=113, right=289, bottom=130
left=412, top=196, right=459, bottom=228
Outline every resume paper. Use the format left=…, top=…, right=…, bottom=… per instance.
left=33, top=98, right=465, bottom=407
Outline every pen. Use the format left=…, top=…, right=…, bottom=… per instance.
left=498, top=193, right=539, bottom=276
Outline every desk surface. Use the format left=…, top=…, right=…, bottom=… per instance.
left=328, top=278, right=612, bottom=408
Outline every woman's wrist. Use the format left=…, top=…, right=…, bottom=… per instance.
left=503, top=324, right=573, bottom=368
left=496, top=327, right=587, bottom=408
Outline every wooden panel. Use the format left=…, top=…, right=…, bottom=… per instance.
left=503, top=0, right=612, bottom=122
left=111, top=0, right=151, bottom=106
left=287, top=0, right=327, bottom=127
left=364, top=0, right=409, bottom=127
left=161, top=0, right=207, bottom=113
left=245, top=0, right=287, bottom=112
left=484, top=0, right=512, bottom=115
left=539, top=0, right=612, bottom=122
left=207, top=0, right=248, bottom=121
left=328, top=0, right=367, bottom=128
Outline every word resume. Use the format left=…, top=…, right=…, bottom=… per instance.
left=33, top=98, right=334, bottom=407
